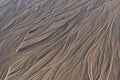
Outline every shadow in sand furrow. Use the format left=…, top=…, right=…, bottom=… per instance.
left=91, top=0, right=105, bottom=10
left=18, top=45, right=64, bottom=79
left=17, top=13, right=79, bottom=53
left=3, top=10, right=30, bottom=32
left=0, top=68, right=7, bottom=80
left=0, top=0, right=120, bottom=80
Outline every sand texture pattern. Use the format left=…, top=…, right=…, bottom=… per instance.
left=0, top=0, right=120, bottom=80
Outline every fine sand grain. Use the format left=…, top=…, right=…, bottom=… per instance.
left=0, top=0, right=120, bottom=80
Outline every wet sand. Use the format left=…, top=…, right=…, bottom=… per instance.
left=0, top=0, right=120, bottom=80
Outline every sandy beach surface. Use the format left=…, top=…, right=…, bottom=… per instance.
left=0, top=0, right=120, bottom=80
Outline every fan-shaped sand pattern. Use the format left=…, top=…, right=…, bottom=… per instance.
left=0, top=0, right=120, bottom=80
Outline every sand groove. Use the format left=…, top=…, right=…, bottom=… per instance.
left=0, top=0, right=120, bottom=80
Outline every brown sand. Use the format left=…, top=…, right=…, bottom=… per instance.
left=0, top=0, right=120, bottom=80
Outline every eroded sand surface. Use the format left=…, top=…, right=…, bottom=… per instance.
left=0, top=0, right=120, bottom=80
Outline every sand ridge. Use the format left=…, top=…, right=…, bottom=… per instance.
left=0, top=0, right=120, bottom=80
